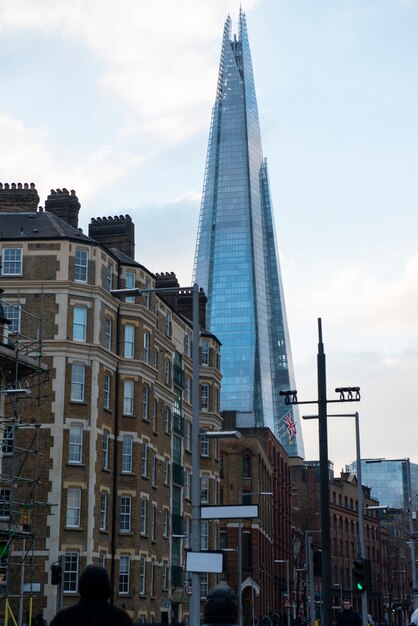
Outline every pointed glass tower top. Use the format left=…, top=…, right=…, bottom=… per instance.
left=193, top=11, right=305, bottom=458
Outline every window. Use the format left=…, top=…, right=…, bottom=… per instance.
left=121, top=435, right=133, bottom=473
left=139, top=555, right=146, bottom=595
left=73, top=306, right=87, bottom=341
left=104, top=374, right=111, bottom=410
left=2, top=248, right=22, bottom=275
left=0, top=489, right=11, bottom=517
left=98, top=552, right=106, bottom=568
left=185, top=468, right=191, bottom=500
left=201, top=384, right=209, bottom=410
left=2, top=426, right=13, bottom=454
left=141, top=441, right=148, bottom=477
left=153, top=349, right=158, bottom=369
left=71, top=363, right=85, bottom=402
left=100, top=493, right=107, bottom=531
left=185, top=333, right=191, bottom=357
left=120, top=496, right=131, bottom=532
left=68, top=424, right=83, bottom=464
left=201, top=476, right=209, bottom=504
left=119, top=555, right=130, bottom=594
left=123, top=380, right=134, bottom=415
left=151, top=453, right=157, bottom=486
left=142, top=385, right=149, bottom=420
left=124, top=325, right=135, bottom=358
left=66, top=488, right=81, bottom=527
left=162, top=561, right=168, bottom=589
left=164, top=408, right=170, bottom=433
left=63, top=552, right=79, bottom=593
left=150, top=559, right=155, bottom=596
left=140, top=498, right=147, bottom=535
left=165, top=312, right=171, bottom=337
left=152, top=400, right=157, bottom=432
left=201, top=340, right=209, bottom=365
left=164, top=360, right=170, bottom=385
left=184, top=517, right=191, bottom=549
left=106, top=262, right=113, bottom=291
left=185, top=421, right=191, bottom=452
left=201, top=520, right=209, bottom=550
left=105, top=318, right=112, bottom=351
left=200, top=572, right=208, bottom=599
left=242, top=454, right=251, bottom=478
left=143, top=280, right=150, bottom=308
left=3, top=303, right=21, bottom=334
left=163, top=510, right=169, bottom=538
left=75, top=249, right=88, bottom=282
left=102, top=432, right=110, bottom=470
left=185, top=377, right=191, bottom=404
left=164, top=459, right=170, bottom=485
left=201, top=435, right=209, bottom=457
left=125, top=271, right=136, bottom=302
left=143, top=332, right=149, bottom=364
left=151, top=504, right=156, bottom=541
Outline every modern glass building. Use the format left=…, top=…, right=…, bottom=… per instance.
left=347, top=459, right=418, bottom=509
left=193, top=11, right=304, bottom=457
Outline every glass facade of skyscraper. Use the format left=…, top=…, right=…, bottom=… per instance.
left=348, top=459, right=418, bottom=509
left=193, top=11, right=304, bottom=457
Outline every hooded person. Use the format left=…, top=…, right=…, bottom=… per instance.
left=50, top=564, right=132, bottom=626
left=203, top=582, right=239, bottom=626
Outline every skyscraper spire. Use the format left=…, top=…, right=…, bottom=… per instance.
left=194, top=12, right=305, bottom=457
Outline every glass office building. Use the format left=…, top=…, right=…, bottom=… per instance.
left=193, top=11, right=304, bottom=457
left=347, top=459, right=418, bottom=509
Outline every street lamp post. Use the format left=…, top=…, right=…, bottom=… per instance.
left=275, top=560, right=291, bottom=626
left=111, top=283, right=202, bottom=626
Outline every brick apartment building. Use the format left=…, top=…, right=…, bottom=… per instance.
left=0, top=183, right=222, bottom=625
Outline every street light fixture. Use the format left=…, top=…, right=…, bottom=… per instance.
left=275, top=560, right=291, bottom=626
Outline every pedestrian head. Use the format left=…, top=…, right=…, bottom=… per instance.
left=203, top=582, right=238, bottom=625
left=78, top=565, right=112, bottom=601
left=342, top=598, right=352, bottom=610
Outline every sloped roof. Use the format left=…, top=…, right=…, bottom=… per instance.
left=0, top=211, right=92, bottom=243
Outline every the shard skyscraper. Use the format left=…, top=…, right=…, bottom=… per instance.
left=193, top=11, right=304, bottom=457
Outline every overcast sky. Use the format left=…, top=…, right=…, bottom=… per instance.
left=1, top=0, right=418, bottom=473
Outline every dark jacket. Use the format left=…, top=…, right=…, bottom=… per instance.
left=202, top=582, right=238, bottom=626
left=50, top=565, right=132, bottom=626
left=336, top=608, right=362, bottom=626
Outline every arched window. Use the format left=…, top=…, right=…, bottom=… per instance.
left=242, top=454, right=251, bottom=478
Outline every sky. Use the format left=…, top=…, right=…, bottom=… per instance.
left=1, top=0, right=418, bottom=474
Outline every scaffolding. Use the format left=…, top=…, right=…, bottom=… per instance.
left=0, top=290, right=48, bottom=626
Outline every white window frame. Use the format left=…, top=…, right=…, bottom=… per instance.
left=201, top=384, right=209, bottom=411
left=119, top=555, right=130, bottom=594
left=163, top=510, right=169, bottom=538
left=142, top=385, right=149, bottom=420
left=150, top=559, right=155, bottom=597
left=143, top=331, right=150, bottom=364
left=123, top=380, right=134, bottom=415
left=68, top=424, right=83, bottom=464
left=63, top=552, right=79, bottom=593
left=151, top=452, right=157, bottom=486
left=2, top=248, right=22, bottom=276
left=151, top=504, right=156, bottom=542
left=185, top=333, right=191, bottom=357
left=105, top=318, right=112, bottom=351
left=165, top=312, right=171, bottom=337
left=73, top=306, right=87, bottom=342
left=3, top=303, right=21, bottom=334
left=102, top=431, right=110, bottom=470
left=201, top=520, right=209, bottom=550
left=163, top=459, right=169, bottom=485
left=104, top=374, right=111, bottom=410
left=66, top=487, right=81, bottom=528
left=185, top=467, right=191, bottom=500
left=164, top=408, right=170, bottom=433
left=185, top=421, right=191, bottom=452
left=164, top=360, right=170, bottom=385
left=185, top=377, right=192, bottom=404
left=139, top=555, right=146, bottom=595
left=201, top=475, right=209, bottom=504
left=125, top=271, right=136, bottom=302
left=107, top=262, right=113, bottom=291
left=140, top=498, right=147, bottom=535
left=121, top=435, right=133, bottom=473
left=152, top=400, right=157, bottom=432
left=100, top=492, right=107, bottom=531
left=75, top=249, right=88, bottom=282
left=201, top=435, right=209, bottom=457
left=124, top=325, right=135, bottom=358
left=200, top=572, right=208, bottom=599
left=120, top=495, right=132, bottom=532
left=184, top=517, right=191, bottom=549
left=162, top=561, right=168, bottom=590
left=141, top=441, right=148, bottom=477
left=201, top=340, right=209, bottom=365
left=71, top=363, right=85, bottom=402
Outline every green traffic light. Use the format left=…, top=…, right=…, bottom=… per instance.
left=356, top=582, right=364, bottom=591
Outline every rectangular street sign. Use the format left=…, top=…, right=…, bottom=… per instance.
left=200, top=504, right=259, bottom=519
left=186, top=551, right=224, bottom=573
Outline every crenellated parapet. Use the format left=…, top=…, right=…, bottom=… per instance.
left=0, top=182, right=39, bottom=212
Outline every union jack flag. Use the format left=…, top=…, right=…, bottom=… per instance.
left=284, top=411, right=297, bottom=437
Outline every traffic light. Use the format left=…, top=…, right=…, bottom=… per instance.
left=352, top=557, right=366, bottom=592
left=51, top=563, right=62, bottom=586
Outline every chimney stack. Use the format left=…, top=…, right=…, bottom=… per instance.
left=0, top=183, right=39, bottom=213
left=44, top=188, right=80, bottom=229
left=89, top=215, right=135, bottom=259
